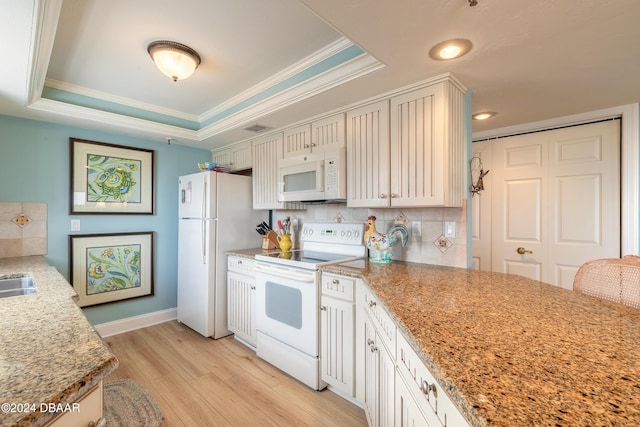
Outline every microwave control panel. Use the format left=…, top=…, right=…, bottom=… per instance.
left=325, top=159, right=338, bottom=194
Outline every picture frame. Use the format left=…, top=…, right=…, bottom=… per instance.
left=70, top=138, right=155, bottom=214
left=69, top=232, right=154, bottom=307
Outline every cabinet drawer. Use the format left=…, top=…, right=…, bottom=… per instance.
left=396, top=332, right=470, bottom=427
left=227, top=256, right=255, bottom=274
left=362, top=287, right=395, bottom=353
left=321, top=273, right=355, bottom=301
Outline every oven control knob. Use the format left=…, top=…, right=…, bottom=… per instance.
left=346, top=230, right=352, bottom=238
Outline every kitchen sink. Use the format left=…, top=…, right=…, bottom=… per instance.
left=0, top=274, right=37, bottom=298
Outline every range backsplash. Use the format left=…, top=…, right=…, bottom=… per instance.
left=0, top=202, right=47, bottom=258
left=275, top=203, right=467, bottom=268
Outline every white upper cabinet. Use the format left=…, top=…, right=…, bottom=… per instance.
left=251, top=133, right=304, bottom=210
left=347, top=77, right=466, bottom=207
left=252, top=133, right=285, bottom=209
left=346, top=100, right=390, bottom=208
left=283, top=113, right=346, bottom=158
left=211, top=141, right=252, bottom=171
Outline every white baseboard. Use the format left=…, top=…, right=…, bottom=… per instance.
left=94, top=307, right=177, bottom=338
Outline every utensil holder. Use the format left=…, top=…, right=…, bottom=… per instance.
left=262, top=231, right=279, bottom=250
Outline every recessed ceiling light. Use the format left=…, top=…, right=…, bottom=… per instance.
left=472, top=112, right=497, bottom=121
left=428, top=39, right=472, bottom=61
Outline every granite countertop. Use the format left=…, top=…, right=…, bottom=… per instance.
left=0, top=256, right=118, bottom=427
left=322, top=261, right=640, bottom=427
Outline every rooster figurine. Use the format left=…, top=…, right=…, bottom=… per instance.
left=364, top=215, right=409, bottom=263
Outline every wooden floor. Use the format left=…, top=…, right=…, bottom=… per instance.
left=104, top=321, right=367, bottom=426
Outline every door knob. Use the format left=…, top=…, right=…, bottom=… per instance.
left=517, top=247, right=533, bottom=255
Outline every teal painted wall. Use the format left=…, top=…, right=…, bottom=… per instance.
left=0, top=114, right=211, bottom=324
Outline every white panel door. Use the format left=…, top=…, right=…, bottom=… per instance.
left=548, top=121, right=620, bottom=288
left=489, top=121, right=620, bottom=287
left=492, top=133, right=547, bottom=281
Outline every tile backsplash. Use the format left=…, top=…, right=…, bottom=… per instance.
left=0, top=202, right=47, bottom=258
left=276, top=203, right=468, bottom=268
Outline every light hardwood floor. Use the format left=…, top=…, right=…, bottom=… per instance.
left=104, top=321, right=367, bottom=426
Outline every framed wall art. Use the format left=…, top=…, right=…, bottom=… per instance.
left=69, top=232, right=154, bottom=307
left=70, top=138, right=155, bottom=214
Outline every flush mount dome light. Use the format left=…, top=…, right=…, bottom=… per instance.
left=428, top=38, right=472, bottom=61
left=472, top=112, right=497, bottom=121
left=147, top=40, right=201, bottom=82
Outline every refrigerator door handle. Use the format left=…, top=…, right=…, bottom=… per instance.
left=201, top=180, right=208, bottom=263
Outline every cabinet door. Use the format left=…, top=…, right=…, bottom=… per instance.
left=211, top=147, right=231, bottom=167
left=320, top=295, right=355, bottom=396
left=312, top=113, right=346, bottom=153
left=346, top=100, right=390, bottom=207
left=389, top=85, right=445, bottom=206
left=229, top=141, right=252, bottom=171
left=363, top=310, right=395, bottom=427
left=252, top=133, right=285, bottom=209
left=396, top=374, right=431, bottom=427
left=283, top=123, right=312, bottom=157
left=48, top=382, right=103, bottom=427
left=227, top=270, right=256, bottom=346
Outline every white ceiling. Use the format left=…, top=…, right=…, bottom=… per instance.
left=2, top=0, right=640, bottom=150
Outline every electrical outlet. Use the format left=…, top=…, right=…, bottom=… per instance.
left=71, top=219, right=81, bottom=231
left=445, top=221, right=456, bottom=238
left=411, top=221, right=421, bottom=237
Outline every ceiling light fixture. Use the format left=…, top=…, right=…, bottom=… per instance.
left=472, top=112, right=497, bottom=121
left=147, top=40, right=201, bottom=82
left=428, top=38, right=472, bottom=61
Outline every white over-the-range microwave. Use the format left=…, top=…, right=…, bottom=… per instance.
left=277, top=148, right=346, bottom=203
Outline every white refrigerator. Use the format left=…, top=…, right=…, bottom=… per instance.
left=177, top=171, right=265, bottom=338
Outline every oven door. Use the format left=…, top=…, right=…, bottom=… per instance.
left=255, top=262, right=319, bottom=356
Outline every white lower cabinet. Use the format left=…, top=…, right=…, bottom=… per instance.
left=396, top=333, right=470, bottom=427
left=363, top=309, right=396, bottom=427
left=396, top=373, right=431, bottom=427
left=227, top=256, right=257, bottom=347
left=320, top=273, right=356, bottom=396
left=47, top=381, right=103, bottom=427
left=356, top=281, right=470, bottom=427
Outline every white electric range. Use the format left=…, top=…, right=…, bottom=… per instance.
left=254, top=221, right=365, bottom=390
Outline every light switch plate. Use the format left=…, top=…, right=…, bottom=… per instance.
left=71, top=219, right=81, bottom=231
left=411, top=221, right=421, bottom=237
left=445, top=221, right=456, bottom=238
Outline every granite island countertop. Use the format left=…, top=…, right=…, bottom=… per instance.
left=322, top=260, right=640, bottom=427
left=0, top=256, right=118, bottom=427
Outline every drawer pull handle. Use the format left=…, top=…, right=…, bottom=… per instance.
left=421, top=380, right=438, bottom=398
left=368, top=300, right=377, bottom=308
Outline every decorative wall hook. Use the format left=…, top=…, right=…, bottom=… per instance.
left=470, top=156, right=489, bottom=196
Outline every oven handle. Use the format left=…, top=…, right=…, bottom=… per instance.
left=255, top=264, right=316, bottom=282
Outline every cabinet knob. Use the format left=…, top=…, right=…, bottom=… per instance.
left=368, top=300, right=377, bottom=308
left=390, top=193, right=398, bottom=198
left=421, top=380, right=438, bottom=398
left=332, top=279, right=339, bottom=285
left=311, top=143, right=317, bottom=147
left=370, top=344, right=378, bottom=353
left=379, top=194, right=388, bottom=199
left=320, top=305, right=327, bottom=311
left=250, top=286, right=256, bottom=290
left=304, top=144, right=310, bottom=148
left=367, top=338, right=374, bottom=346
left=237, top=260, right=242, bottom=264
